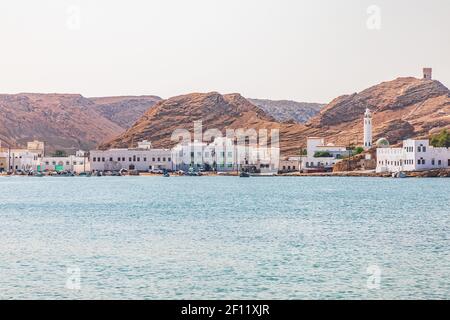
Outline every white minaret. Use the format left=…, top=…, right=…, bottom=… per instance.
left=363, top=108, right=373, bottom=150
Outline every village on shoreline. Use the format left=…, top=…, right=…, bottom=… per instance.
left=1, top=109, right=448, bottom=179
left=1, top=69, right=449, bottom=179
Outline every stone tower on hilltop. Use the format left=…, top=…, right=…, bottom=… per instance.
left=423, top=68, right=432, bottom=80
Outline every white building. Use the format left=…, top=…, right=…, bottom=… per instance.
left=0, top=140, right=46, bottom=172
left=376, top=139, right=450, bottom=173
left=0, top=148, right=7, bottom=172
left=38, top=152, right=89, bottom=173
left=10, top=150, right=39, bottom=171
left=297, top=137, right=347, bottom=172
left=90, top=141, right=172, bottom=172
left=172, top=140, right=210, bottom=171
left=171, top=137, right=280, bottom=174
left=363, top=108, right=373, bottom=150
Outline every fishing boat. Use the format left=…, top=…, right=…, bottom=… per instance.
left=392, top=171, right=407, bottom=178
left=239, top=171, right=250, bottom=178
left=186, top=167, right=200, bottom=176
left=78, top=172, right=91, bottom=177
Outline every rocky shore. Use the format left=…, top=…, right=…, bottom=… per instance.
left=281, top=168, right=450, bottom=178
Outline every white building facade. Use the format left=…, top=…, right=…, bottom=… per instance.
left=171, top=137, right=280, bottom=174
left=90, top=141, right=173, bottom=172
left=298, top=137, right=347, bottom=172
left=376, top=139, right=450, bottom=173
left=38, top=152, right=89, bottom=173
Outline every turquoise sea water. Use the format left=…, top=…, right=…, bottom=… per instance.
left=0, top=176, right=448, bottom=300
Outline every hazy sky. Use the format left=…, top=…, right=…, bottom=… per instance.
left=1, top=0, right=449, bottom=103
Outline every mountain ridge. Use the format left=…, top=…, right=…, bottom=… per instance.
left=103, top=77, right=450, bottom=155
left=1, top=76, right=449, bottom=156
left=0, top=94, right=161, bottom=153
left=248, top=98, right=324, bottom=123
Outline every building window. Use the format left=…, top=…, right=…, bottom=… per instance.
left=423, top=147, right=426, bottom=152
left=109, top=157, right=113, bottom=161
left=157, top=158, right=161, bottom=162
left=432, top=159, right=435, bottom=165
left=144, top=157, right=147, bottom=162
left=118, top=157, right=121, bottom=161
left=137, top=157, right=140, bottom=162
left=152, top=158, right=155, bottom=162
left=129, top=157, right=132, bottom=162
left=122, top=157, right=125, bottom=161
left=66, top=161, right=70, bottom=165
left=168, top=157, right=171, bottom=162
left=163, top=157, right=166, bottom=161
left=101, top=157, right=105, bottom=162
left=438, top=160, right=442, bottom=165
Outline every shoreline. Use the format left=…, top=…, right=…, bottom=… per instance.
left=1, top=169, right=449, bottom=178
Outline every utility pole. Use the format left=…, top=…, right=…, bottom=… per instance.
left=347, top=139, right=351, bottom=172
left=84, top=151, right=88, bottom=173
left=8, top=145, right=11, bottom=173
left=299, top=146, right=303, bottom=172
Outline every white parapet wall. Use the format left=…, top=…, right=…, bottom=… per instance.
left=376, top=139, right=450, bottom=173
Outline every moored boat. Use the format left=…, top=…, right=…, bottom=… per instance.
left=239, top=171, right=250, bottom=178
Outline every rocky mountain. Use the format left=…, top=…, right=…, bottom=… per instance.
left=100, top=92, right=285, bottom=150
left=89, top=95, right=161, bottom=128
left=103, top=77, right=450, bottom=156
left=304, top=77, right=450, bottom=148
left=2, top=76, right=448, bottom=156
left=248, top=98, right=324, bottom=123
left=0, top=93, right=161, bottom=153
